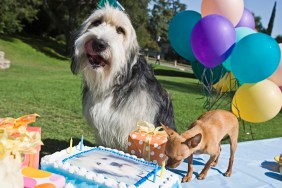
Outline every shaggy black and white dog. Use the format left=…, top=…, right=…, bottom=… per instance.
left=71, top=5, right=175, bottom=151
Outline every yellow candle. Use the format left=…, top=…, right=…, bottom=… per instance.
left=69, top=137, right=73, bottom=154
left=160, top=161, right=165, bottom=178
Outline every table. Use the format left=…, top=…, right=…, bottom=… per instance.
left=171, top=137, right=282, bottom=187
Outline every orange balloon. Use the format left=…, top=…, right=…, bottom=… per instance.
left=268, top=44, right=282, bottom=86
left=201, top=0, right=244, bottom=26
left=34, top=183, right=56, bottom=188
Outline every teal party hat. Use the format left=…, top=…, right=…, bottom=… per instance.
left=98, top=0, right=125, bottom=11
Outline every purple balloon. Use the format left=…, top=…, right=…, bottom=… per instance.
left=191, top=14, right=236, bottom=68
left=236, top=8, right=255, bottom=29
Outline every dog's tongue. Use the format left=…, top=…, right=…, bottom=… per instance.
left=85, top=39, right=96, bottom=56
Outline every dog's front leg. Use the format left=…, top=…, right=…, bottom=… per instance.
left=182, top=154, right=193, bottom=182
left=224, top=139, right=237, bottom=177
left=198, top=155, right=217, bottom=180
left=211, top=145, right=221, bottom=167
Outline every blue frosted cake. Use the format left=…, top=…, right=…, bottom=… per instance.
left=40, top=145, right=181, bottom=188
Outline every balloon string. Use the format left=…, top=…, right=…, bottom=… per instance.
left=198, top=65, right=255, bottom=141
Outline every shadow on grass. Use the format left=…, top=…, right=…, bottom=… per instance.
left=0, top=35, right=68, bottom=61
left=0, top=35, right=16, bottom=42
left=159, top=79, right=202, bottom=95
left=40, top=138, right=96, bottom=158
left=151, top=65, right=202, bottom=95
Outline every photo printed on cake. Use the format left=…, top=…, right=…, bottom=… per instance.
left=67, top=150, right=155, bottom=185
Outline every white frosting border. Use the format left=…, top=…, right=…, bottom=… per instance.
left=41, top=145, right=180, bottom=188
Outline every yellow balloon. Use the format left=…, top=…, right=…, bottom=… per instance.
left=201, top=0, right=244, bottom=26
left=213, top=72, right=237, bottom=93
left=232, top=80, right=282, bottom=123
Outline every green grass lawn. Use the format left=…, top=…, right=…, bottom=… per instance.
left=0, top=35, right=282, bottom=156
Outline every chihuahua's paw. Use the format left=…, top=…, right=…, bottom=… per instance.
left=224, top=171, right=232, bottom=177
left=182, top=175, right=192, bottom=183
left=197, top=173, right=206, bottom=180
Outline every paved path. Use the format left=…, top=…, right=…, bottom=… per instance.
left=148, top=58, right=193, bottom=73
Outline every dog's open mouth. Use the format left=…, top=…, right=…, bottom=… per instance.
left=86, top=54, right=106, bottom=68
left=85, top=39, right=107, bottom=68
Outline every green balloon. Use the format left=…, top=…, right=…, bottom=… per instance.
left=191, top=61, right=227, bottom=86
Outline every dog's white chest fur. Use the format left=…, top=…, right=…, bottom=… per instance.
left=83, top=90, right=158, bottom=151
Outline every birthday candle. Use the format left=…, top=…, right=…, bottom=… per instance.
left=80, top=135, right=84, bottom=151
left=153, top=164, right=158, bottom=182
left=160, top=161, right=165, bottom=178
left=69, top=137, right=73, bottom=154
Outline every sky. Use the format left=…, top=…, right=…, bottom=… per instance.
left=182, top=0, right=282, bottom=37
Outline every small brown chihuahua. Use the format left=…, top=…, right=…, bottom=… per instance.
left=162, top=109, right=239, bottom=182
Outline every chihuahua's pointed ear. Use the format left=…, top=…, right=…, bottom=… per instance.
left=161, top=123, right=177, bottom=137
left=183, top=133, right=202, bottom=148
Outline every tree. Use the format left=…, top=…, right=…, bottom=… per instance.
left=254, top=15, right=266, bottom=33
left=36, top=0, right=152, bottom=54
left=149, top=0, right=185, bottom=44
left=42, top=0, right=98, bottom=54
left=0, top=0, right=41, bottom=34
left=266, top=1, right=276, bottom=35
left=118, top=0, right=152, bottom=48
left=276, top=35, right=282, bottom=43
left=254, top=1, right=277, bottom=36
left=148, top=0, right=186, bottom=57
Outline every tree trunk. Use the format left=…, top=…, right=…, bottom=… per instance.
left=266, top=1, right=276, bottom=36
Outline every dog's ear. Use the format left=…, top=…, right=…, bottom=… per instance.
left=70, top=37, right=80, bottom=75
left=161, top=123, right=177, bottom=137
left=70, top=26, right=84, bottom=75
left=183, top=133, right=202, bottom=148
left=71, top=55, right=80, bottom=75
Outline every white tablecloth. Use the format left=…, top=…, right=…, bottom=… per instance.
left=171, top=137, right=282, bottom=187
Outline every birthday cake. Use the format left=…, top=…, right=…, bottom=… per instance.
left=40, top=144, right=181, bottom=188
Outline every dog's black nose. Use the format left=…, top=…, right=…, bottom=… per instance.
left=92, top=39, right=108, bottom=52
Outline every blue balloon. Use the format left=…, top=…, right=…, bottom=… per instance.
left=168, top=10, right=201, bottom=61
left=223, top=27, right=256, bottom=71
left=231, top=33, right=281, bottom=83
left=235, top=27, right=256, bottom=41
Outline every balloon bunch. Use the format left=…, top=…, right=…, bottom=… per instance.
left=168, top=0, right=282, bottom=123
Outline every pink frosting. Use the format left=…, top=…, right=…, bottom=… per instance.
left=24, top=177, right=37, bottom=188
